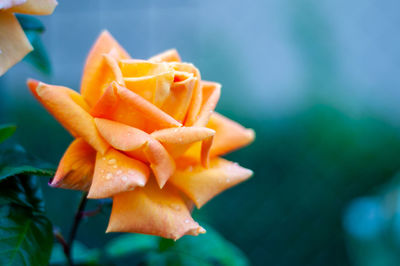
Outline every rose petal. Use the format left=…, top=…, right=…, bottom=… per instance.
left=94, top=118, right=175, bottom=188
left=107, top=179, right=205, bottom=240
left=208, top=112, right=255, bottom=157
left=120, top=60, right=174, bottom=107
left=28, top=80, right=109, bottom=154
left=149, top=49, right=181, bottom=63
left=193, top=81, right=221, bottom=127
left=169, top=63, right=202, bottom=126
left=160, top=72, right=195, bottom=123
left=151, top=127, right=215, bottom=160
left=50, top=138, right=96, bottom=191
left=119, top=59, right=171, bottom=78
left=87, top=148, right=149, bottom=199
left=0, top=0, right=26, bottom=11
left=7, top=0, right=57, bottom=15
left=170, top=158, right=253, bottom=208
left=103, top=51, right=125, bottom=86
left=81, top=31, right=130, bottom=107
left=0, top=12, right=32, bottom=76
left=124, top=71, right=174, bottom=107
left=91, top=82, right=181, bottom=132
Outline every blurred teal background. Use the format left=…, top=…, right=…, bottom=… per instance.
left=1, top=0, right=400, bottom=265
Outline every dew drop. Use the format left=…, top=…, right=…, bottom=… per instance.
left=116, top=170, right=122, bottom=175
left=184, top=219, right=190, bottom=224
left=128, top=170, right=135, bottom=175
left=113, top=165, right=118, bottom=169
left=105, top=173, right=113, bottom=180
left=102, top=157, right=106, bottom=161
left=121, top=176, right=128, bottom=182
left=108, top=158, right=116, bottom=165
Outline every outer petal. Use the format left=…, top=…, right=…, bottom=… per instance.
left=193, top=81, right=221, bottom=127
left=207, top=112, right=255, bottom=157
left=0, top=12, right=32, bottom=76
left=87, top=148, right=149, bottom=199
left=81, top=31, right=130, bottom=107
left=91, top=82, right=181, bottom=132
left=7, top=0, right=57, bottom=15
left=50, top=138, right=96, bottom=191
left=149, top=49, right=181, bottom=63
left=94, top=118, right=175, bottom=188
left=151, top=127, right=215, bottom=161
left=27, top=80, right=109, bottom=154
left=107, top=179, right=205, bottom=240
left=170, top=158, right=253, bottom=208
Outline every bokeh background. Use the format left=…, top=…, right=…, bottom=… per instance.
left=1, top=0, right=400, bottom=265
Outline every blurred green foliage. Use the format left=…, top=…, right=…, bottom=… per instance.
left=2, top=0, right=400, bottom=265
left=16, top=15, right=52, bottom=75
left=0, top=127, right=54, bottom=266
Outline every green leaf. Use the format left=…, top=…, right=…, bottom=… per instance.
left=105, top=234, right=159, bottom=258
left=0, top=145, right=55, bottom=183
left=0, top=175, right=46, bottom=212
left=0, top=206, right=53, bottom=266
left=0, top=176, right=53, bottom=266
left=15, top=14, right=51, bottom=74
left=50, top=241, right=100, bottom=265
left=24, top=30, right=51, bottom=75
left=105, top=226, right=250, bottom=266
left=0, top=124, right=16, bottom=144
left=157, top=227, right=249, bottom=266
left=0, top=166, right=54, bottom=183
left=16, top=14, right=45, bottom=33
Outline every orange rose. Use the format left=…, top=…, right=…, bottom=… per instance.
left=0, top=0, right=57, bottom=76
left=28, top=31, right=255, bottom=240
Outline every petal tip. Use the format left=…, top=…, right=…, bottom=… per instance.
left=246, top=128, right=256, bottom=142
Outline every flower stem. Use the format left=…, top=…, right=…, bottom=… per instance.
left=66, top=192, right=88, bottom=264
left=53, top=228, right=74, bottom=266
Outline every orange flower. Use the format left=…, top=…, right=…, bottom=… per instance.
left=28, top=31, right=255, bottom=240
left=0, top=0, right=57, bottom=76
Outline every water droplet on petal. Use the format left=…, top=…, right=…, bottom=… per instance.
left=116, top=170, right=122, bottom=175
left=121, top=176, right=128, bottom=182
left=184, top=219, right=190, bottom=224
left=128, top=170, right=135, bottom=175
left=105, top=173, right=113, bottom=180
left=108, top=158, right=116, bottom=165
